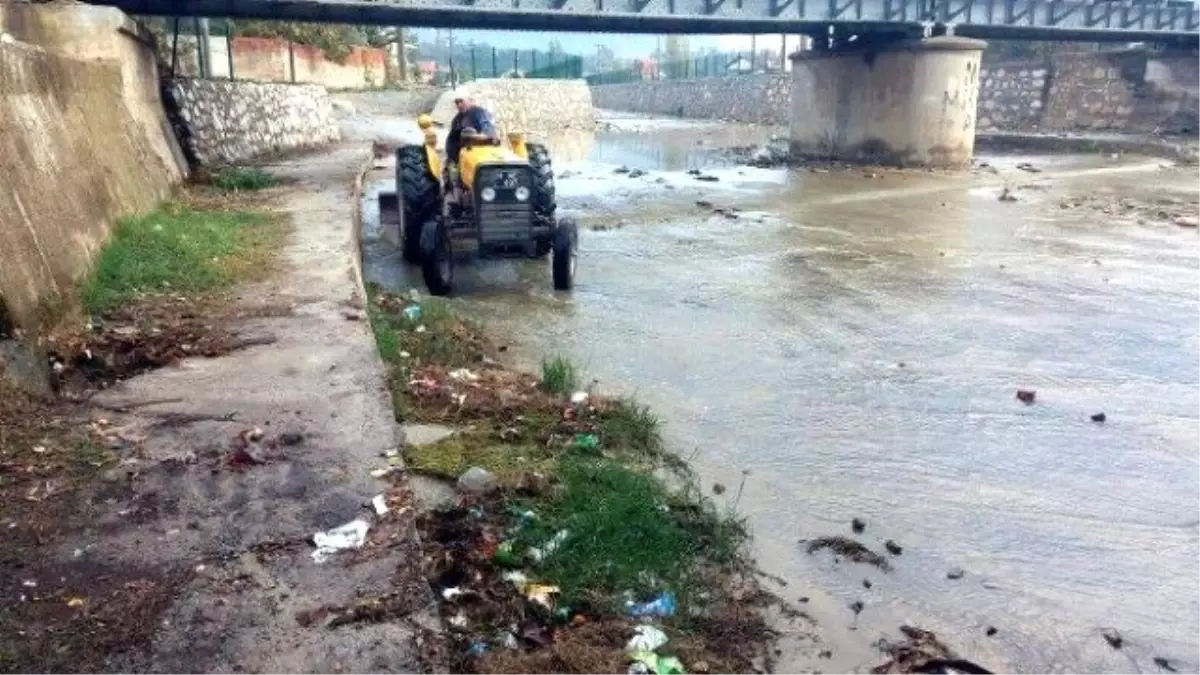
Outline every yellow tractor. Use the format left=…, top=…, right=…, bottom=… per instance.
left=378, top=114, right=577, bottom=296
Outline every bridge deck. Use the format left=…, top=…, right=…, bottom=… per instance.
left=97, top=0, right=1199, bottom=43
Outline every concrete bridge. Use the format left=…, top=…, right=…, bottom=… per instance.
left=93, top=0, right=1199, bottom=43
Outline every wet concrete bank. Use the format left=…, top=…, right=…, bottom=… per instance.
left=976, top=131, right=1200, bottom=163
left=360, top=109, right=1200, bottom=674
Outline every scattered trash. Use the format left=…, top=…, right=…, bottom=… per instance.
left=852, top=517, right=866, bottom=534
left=985, top=626, right=998, bottom=637
left=1154, top=656, right=1177, bottom=672
left=415, top=325, right=427, bottom=333
left=501, top=571, right=559, bottom=609
left=998, top=187, right=1018, bottom=202
left=279, top=431, right=305, bottom=446
left=627, top=625, right=670, bottom=652
left=494, top=541, right=522, bottom=568
left=627, top=591, right=677, bottom=618
left=1016, top=389, right=1036, bottom=404
left=22, top=580, right=37, bottom=588
left=528, top=529, right=570, bottom=564
left=32, top=445, right=46, bottom=454
left=694, top=174, right=720, bottom=182
left=457, top=466, right=495, bottom=493
left=570, top=390, right=590, bottom=406
left=1015, top=162, right=1041, bottom=173
left=572, top=433, right=600, bottom=451
left=442, top=586, right=466, bottom=601
left=863, top=579, right=873, bottom=589
left=871, top=625, right=993, bottom=674
left=1101, top=628, right=1123, bottom=649
left=946, top=567, right=965, bottom=580
left=850, top=600, right=864, bottom=616
left=311, top=519, right=370, bottom=563
left=448, top=612, right=468, bottom=629
left=467, top=640, right=489, bottom=657
left=1091, top=412, right=1107, bottom=423
left=712, top=483, right=726, bottom=495
left=629, top=651, right=686, bottom=674
left=370, top=464, right=402, bottom=479
left=66, top=597, right=87, bottom=608
left=628, top=168, right=647, bottom=178
left=403, top=305, right=422, bottom=322
left=805, top=537, right=892, bottom=570
left=450, top=368, right=480, bottom=382
left=1175, top=216, right=1199, bottom=228
left=371, top=494, right=389, bottom=516
left=884, top=540, right=903, bottom=556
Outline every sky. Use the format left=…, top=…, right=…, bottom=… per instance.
left=411, top=28, right=806, bottom=59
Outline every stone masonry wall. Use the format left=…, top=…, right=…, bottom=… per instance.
left=166, top=78, right=340, bottom=166
left=431, top=79, right=595, bottom=134
left=976, top=62, right=1049, bottom=130
left=590, top=73, right=790, bottom=125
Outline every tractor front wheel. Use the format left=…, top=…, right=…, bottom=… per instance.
left=420, top=218, right=454, bottom=296
left=552, top=217, right=578, bottom=291
left=397, top=145, right=440, bottom=264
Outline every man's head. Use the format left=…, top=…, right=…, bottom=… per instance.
left=453, top=96, right=471, bottom=113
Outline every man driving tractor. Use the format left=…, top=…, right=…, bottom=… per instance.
left=444, top=94, right=498, bottom=199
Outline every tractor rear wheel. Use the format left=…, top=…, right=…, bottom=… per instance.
left=420, top=217, right=454, bottom=296
left=397, top=144, right=440, bottom=264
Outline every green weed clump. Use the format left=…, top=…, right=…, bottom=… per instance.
left=81, top=202, right=283, bottom=314
left=540, top=355, right=579, bottom=396
left=211, top=167, right=280, bottom=192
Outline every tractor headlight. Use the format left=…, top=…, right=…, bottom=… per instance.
left=480, top=187, right=496, bottom=202
left=514, top=186, right=531, bottom=202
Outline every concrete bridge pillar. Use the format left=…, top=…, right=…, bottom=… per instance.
left=788, top=36, right=987, bottom=168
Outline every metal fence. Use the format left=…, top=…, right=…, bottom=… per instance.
left=447, top=47, right=585, bottom=83
left=586, top=50, right=788, bottom=85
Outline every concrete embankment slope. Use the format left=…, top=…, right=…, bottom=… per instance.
left=431, top=78, right=595, bottom=134
left=0, top=6, right=184, bottom=339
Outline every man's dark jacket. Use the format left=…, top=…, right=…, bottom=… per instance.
left=446, top=106, right=497, bottom=162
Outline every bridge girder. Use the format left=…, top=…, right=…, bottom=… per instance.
left=97, top=0, right=1199, bottom=44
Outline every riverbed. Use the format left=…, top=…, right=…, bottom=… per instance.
left=358, top=111, right=1200, bottom=674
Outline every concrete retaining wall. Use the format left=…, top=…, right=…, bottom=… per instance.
left=431, top=79, right=595, bottom=135
left=166, top=34, right=390, bottom=90
left=590, top=74, right=789, bottom=125
left=166, top=78, right=341, bottom=166
left=0, top=5, right=183, bottom=352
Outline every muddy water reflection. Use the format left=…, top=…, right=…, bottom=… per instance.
left=361, top=127, right=1199, bottom=674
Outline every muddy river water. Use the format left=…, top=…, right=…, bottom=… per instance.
left=359, top=112, right=1199, bottom=674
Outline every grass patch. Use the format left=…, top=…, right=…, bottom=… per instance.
left=211, top=167, right=279, bottom=192
left=509, top=457, right=746, bottom=606
left=80, top=201, right=284, bottom=315
left=540, top=356, right=579, bottom=396
left=599, top=398, right=663, bottom=454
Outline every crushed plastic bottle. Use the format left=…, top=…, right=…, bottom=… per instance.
left=403, top=305, right=422, bottom=322
left=627, top=591, right=677, bottom=618
left=528, top=529, right=569, bottom=564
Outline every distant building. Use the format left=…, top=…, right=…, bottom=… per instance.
left=417, top=60, right=438, bottom=84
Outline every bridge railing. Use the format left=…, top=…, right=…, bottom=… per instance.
left=586, top=50, right=789, bottom=85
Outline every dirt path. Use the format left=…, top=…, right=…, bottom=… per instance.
left=6, top=145, right=440, bottom=672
